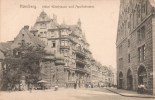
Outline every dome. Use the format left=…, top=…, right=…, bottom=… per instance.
left=44, top=46, right=55, bottom=55
left=55, top=53, right=64, bottom=60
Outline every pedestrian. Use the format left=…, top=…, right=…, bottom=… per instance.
left=29, top=83, right=33, bottom=93
left=140, top=84, right=145, bottom=93
left=74, top=83, right=77, bottom=89
left=137, top=84, right=141, bottom=93
left=7, top=83, right=11, bottom=92
left=54, top=85, right=58, bottom=91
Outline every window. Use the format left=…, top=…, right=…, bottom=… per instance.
left=128, top=54, right=130, bottom=63
left=61, top=50, right=64, bottom=54
left=137, top=5, right=140, bottom=18
left=61, top=40, right=68, bottom=46
left=51, top=32, right=55, bottom=37
left=61, top=30, right=67, bottom=36
left=141, top=1, right=146, bottom=14
left=138, top=47, right=141, bottom=62
left=137, top=26, right=145, bottom=42
left=22, top=34, right=24, bottom=36
left=119, top=58, right=123, bottom=68
left=21, top=40, right=25, bottom=45
left=61, top=41, right=65, bottom=46
left=52, top=41, right=56, bottom=48
left=138, top=45, right=146, bottom=62
left=142, top=45, right=146, bottom=61
left=128, top=39, right=130, bottom=47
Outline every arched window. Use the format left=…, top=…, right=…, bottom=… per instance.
left=118, top=72, right=123, bottom=89
left=138, top=66, right=147, bottom=85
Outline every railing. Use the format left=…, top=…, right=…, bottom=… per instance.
left=75, top=58, right=86, bottom=65
left=60, top=45, right=70, bottom=49
left=75, top=67, right=90, bottom=74
left=75, top=49, right=86, bottom=57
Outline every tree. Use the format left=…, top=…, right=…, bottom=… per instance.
left=3, top=43, right=44, bottom=89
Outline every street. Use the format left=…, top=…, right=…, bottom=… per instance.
left=0, top=88, right=154, bottom=100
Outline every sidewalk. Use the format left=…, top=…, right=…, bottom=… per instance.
left=106, top=88, right=155, bottom=98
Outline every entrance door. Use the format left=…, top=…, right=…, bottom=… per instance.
left=119, top=79, right=123, bottom=89
left=127, top=69, right=133, bottom=90
left=119, top=72, right=123, bottom=89
left=138, top=66, right=147, bottom=85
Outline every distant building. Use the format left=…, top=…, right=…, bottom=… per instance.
left=116, top=0, right=155, bottom=95
left=90, top=60, right=114, bottom=87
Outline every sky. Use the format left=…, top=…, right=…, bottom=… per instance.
left=0, top=0, right=120, bottom=69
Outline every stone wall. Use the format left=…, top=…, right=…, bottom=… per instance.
left=117, top=0, right=155, bottom=94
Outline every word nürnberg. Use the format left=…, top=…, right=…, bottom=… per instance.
left=20, top=4, right=37, bottom=9
left=20, top=4, right=94, bottom=9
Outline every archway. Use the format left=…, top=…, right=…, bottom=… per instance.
left=138, top=66, right=147, bottom=85
left=127, top=69, right=133, bottom=90
left=119, top=72, right=123, bottom=89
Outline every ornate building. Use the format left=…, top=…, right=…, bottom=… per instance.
left=116, top=0, right=155, bottom=95
left=29, top=11, right=92, bottom=88
left=0, top=11, right=115, bottom=89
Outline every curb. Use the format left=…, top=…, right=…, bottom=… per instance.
left=106, top=88, right=155, bottom=98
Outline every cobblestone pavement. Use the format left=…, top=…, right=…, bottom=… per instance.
left=0, top=88, right=154, bottom=100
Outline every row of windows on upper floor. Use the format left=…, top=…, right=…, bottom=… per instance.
left=119, top=0, right=149, bottom=35
left=118, top=44, right=145, bottom=68
left=121, top=0, right=148, bottom=14
left=36, top=30, right=68, bottom=37
left=118, top=25, right=146, bottom=53
left=46, top=40, right=89, bottom=55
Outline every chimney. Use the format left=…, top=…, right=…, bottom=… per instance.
left=23, top=25, right=29, bottom=30
left=77, top=18, right=81, bottom=27
left=53, top=14, right=57, bottom=22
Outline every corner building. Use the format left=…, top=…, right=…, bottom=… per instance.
left=30, top=11, right=92, bottom=88
left=116, top=0, right=155, bottom=95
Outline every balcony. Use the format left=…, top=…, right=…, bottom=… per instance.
left=75, top=67, right=90, bottom=74
left=75, top=58, right=86, bottom=65
left=30, top=27, right=38, bottom=32
left=70, top=32, right=80, bottom=38
left=75, top=49, right=86, bottom=57
left=69, top=36, right=78, bottom=44
left=60, top=45, right=70, bottom=49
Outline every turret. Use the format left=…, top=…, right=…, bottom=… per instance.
left=77, top=18, right=81, bottom=27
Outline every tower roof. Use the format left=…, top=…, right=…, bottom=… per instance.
left=36, top=11, right=51, bottom=23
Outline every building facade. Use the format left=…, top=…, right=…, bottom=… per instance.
left=30, top=11, right=92, bottom=88
left=0, top=11, right=115, bottom=89
left=116, top=0, right=155, bottom=95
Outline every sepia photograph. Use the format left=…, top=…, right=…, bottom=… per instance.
left=0, top=0, right=155, bottom=100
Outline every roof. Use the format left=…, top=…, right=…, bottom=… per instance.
left=59, top=23, right=69, bottom=29
left=27, top=32, right=46, bottom=47
left=17, top=26, right=46, bottom=48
